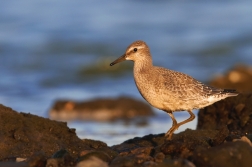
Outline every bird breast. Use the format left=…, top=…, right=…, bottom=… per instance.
left=133, top=69, right=168, bottom=110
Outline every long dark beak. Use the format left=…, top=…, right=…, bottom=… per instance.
left=110, top=54, right=126, bottom=66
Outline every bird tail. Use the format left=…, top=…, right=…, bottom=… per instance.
left=222, top=89, right=239, bottom=96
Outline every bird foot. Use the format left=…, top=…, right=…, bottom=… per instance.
left=164, top=131, right=173, bottom=141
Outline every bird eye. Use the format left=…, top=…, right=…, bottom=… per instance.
left=133, top=48, right=137, bottom=52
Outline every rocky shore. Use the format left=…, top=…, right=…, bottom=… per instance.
left=1, top=64, right=252, bottom=167
left=1, top=92, right=252, bottom=167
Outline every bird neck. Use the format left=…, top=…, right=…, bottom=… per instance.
left=133, top=57, right=153, bottom=73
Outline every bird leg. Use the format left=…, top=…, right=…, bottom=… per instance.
left=176, top=110, right=195, bottom=130
left=165, top=110, right=195, bottom=140
left=165, top=112, right=178, bottom=140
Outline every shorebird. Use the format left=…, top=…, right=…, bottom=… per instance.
left=110, top=40, right=238, bottom=140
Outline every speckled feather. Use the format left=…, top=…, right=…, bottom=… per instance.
left=134, top=66, right=237, bottom=112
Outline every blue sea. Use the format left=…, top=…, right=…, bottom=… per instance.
left=1, top=0, right=252, bottom=146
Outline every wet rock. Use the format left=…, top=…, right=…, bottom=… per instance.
left=197, top=93, right=252, bottom=135
left=193, top=141, right=252, bottom=167
left=209, top=64, right=252, bottom=93
left=0, top=104, right=91, bottom=160
left=49, top=96, right=154, bottom=122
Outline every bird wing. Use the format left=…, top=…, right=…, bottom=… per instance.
left=159, top=68, right=225, bottom=101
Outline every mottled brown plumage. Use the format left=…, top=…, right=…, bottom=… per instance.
left=110, top=40, right=238, bottom=140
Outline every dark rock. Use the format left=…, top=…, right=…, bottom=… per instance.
left=197, top=93, right=252, bottom=136
left=51, top=149, right=76, bottom=167
left=154, top=152, right=165, bottom=163
left=209, top=64, right=252, bottom=93
left=111, top=134, right=164, bottom=153
left=209, top=126, right=229, bottom=146
left=79, top=139, right=118, bottom=163
left=0, top=104, right=91, bottom=160
left=52, top=149, right=68, bottom=159
left=82, top=139, right=107, bottom=149
left=110, top=152, right=153, bottom=167
left=193, top=141, right=252, bottom=167
left=160, top=159, right=195, bottom=167
left=109, top=156, right=138, bottom=167
left=160, top=129, right=218, bottom=159
left=28, top=152, right=46, bottom=167
left=49, top=96, right=154, bottom=122
left=110, top=134, right=163, bottom=167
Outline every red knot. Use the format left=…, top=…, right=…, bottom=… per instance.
left=110, top=40, right=238, bottom=140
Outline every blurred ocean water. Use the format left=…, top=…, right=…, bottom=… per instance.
left=0, top=0, right=252, bottom=145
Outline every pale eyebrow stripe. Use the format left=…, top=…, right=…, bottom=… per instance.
left=128, top=45, right=145, bottom=51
